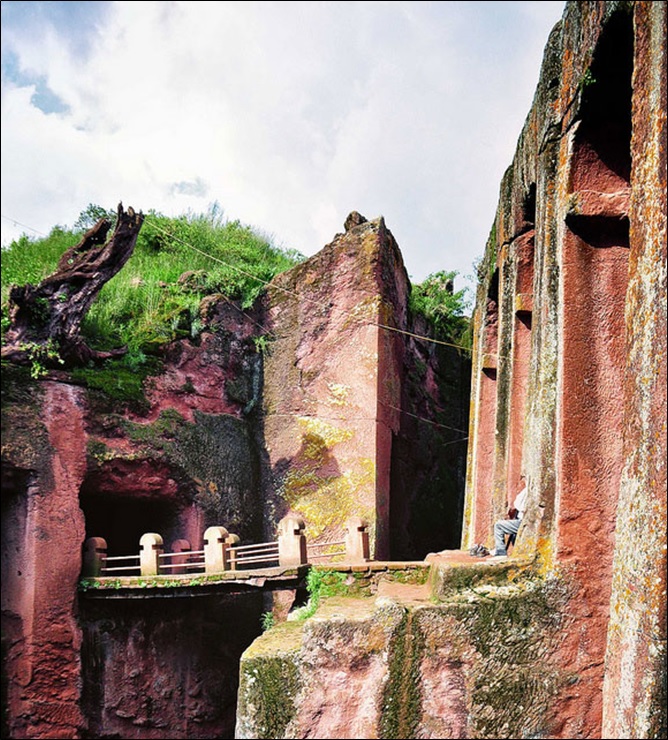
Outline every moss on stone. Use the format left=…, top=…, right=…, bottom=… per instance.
left=237, top=622, right=303, bottom=739
left=86, top=438, right=112, bottom=463
left=380, top=608, right=423, bottom=739
left=0, top=371, right=53, bottom=476
left=123, top=407, right=187, bottom=448
left=170, top=411, right=260, bottom=538
left=118, top=407, right=261, bottom=539
left=419, top=574, right=572, bottom=738
left=71, top=362, right=158, bottom=411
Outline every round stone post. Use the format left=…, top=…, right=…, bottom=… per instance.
left=139, top=533, right=164, bottom=576
left=225, top=533, right=240, bottom=571
left=345, top=517, right=370, bottom=563
left=204, top=526, right=230, bottom=573
left=278, top=515, right=307, bottom=566
left=169, top=538, right=191, bottom=575
left=82, top=537, right=107, bottom=577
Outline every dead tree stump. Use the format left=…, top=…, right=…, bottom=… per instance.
left=2, top=202, right=144, bottom=367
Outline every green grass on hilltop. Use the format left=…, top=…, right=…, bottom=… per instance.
left=1, top=202, right=304, bottom=368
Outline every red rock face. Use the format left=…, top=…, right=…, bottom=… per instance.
left=80, top=594, right=263, bottom=740
left=464, top=2, right=666, bottom=738
left=2, top=383, right=87, bottom=740
left=261, top=217, right=410, bottom=559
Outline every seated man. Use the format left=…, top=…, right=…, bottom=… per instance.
left=489, top=474, right=528, bottom=557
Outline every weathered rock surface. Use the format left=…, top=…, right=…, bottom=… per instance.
left=2, top=209, right=467, bottom=737
left=236, top=557, right=572, bottom=739
left=464, top=2, right=666, bottom=738
left=262, top=215, right=469, bottom=559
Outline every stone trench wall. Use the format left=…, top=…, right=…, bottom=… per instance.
left=1, top=299, right=268, bottom=740
left=260, top=215, right=406, bottom=560
left=237, top=2, right=665, bottom=739
left=2, top=210, right=469, bottom=737
left=79, top=593, right=264, bottom=739
left=261, top=214, right=470, bottom=561
left=462, top=1, right=666, bottom=738
left=1, top=381, right=87, bottom=740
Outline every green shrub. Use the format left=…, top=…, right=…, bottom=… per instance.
left=409, top=270, right=471, bottom=347
left=292, top=568, right=349, bottom=621
left=261, top=611, right=275, bottom=631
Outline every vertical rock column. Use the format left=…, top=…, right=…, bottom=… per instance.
left=602, top=2, right=668, bottom=737
left=262, top=215, right=408, bottom=559
left=10, top=382, right=88, bottom=739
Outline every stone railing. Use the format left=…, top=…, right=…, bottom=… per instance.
left=82, top=515, right=370, bottom=578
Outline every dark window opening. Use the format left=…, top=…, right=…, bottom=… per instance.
left=575, top=10, right=633, bottom=188
left=523, top=183, right=537, bottom=226
left=516, top=312, right=532, bottom=331
left=565, top=213, right=630, bottom=248
left=80, top=494, right=183, bottom=557
left=487, top=268, right=499, bottom=303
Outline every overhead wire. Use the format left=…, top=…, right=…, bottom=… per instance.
left=1, top=214, right=48, bottom=238
left=146, top=218, right=475, bottom=354
left=145, top=217, right=472, bottom=443
left=2, top=211, right=473, bottom=442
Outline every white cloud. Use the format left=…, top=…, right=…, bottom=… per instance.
left=1, top=0, right=565, bottom=286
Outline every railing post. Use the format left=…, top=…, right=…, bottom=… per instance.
left=345, top=517, right=370, bottom=563
left=169, top=538, right=191, bottom=575
left=139, top=533, right=163, bottom=576
left=278, top=515, right=307, bottom=566
left=204, top=526, right=230, bottom=573
left=225, top=533, right=240, bottom=571
left=83, top=537, right=107, bottom=577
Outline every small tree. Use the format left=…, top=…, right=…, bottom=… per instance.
left=409, top=270, right=471, bottom=345
left=73, top=203, right=118, bottom=232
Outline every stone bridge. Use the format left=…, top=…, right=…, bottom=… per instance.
left=79, top=514, right=372, bottom=598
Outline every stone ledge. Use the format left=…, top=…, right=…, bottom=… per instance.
left=515, top=292, right=533, bottom=314
left=565, top=188, right=630, bottom=221
left=425, top=549, right=535, bottom=601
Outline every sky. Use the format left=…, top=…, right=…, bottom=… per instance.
left=1, top=1, right=565, bottom=290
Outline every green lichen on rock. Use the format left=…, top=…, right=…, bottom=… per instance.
left=236, top=621, right=303, bottom=739
left=278, top=417, right=375, bottom=539
left=380, top=608, right=423, bottom=740
left=123, top=407, right=187, bottom=449
left=86, top=438, right=113, bottom=463
left=123, top=409, right=186, bottom=450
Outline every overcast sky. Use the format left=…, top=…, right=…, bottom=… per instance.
left=1, top=1, right=565, bottom=288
